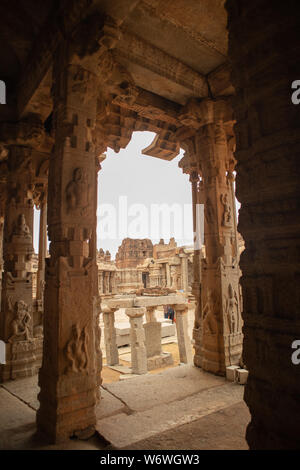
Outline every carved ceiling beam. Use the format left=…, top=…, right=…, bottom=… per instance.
left=114, top=87, right=181, bottom=126
left=140, top=0, right=227, bottom=57
left=115, top=30, right=209, bottom=98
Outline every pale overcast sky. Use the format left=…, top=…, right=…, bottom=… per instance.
left=33, top=131, right=194, bottom=258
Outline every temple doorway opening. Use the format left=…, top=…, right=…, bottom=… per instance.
left=97, top=131, right=196, bottom=382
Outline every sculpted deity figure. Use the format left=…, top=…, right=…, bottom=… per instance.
left=202, top=289, right=218, bottom=335
left=220, top=193, right=232, bottom=227
left=14, top=214, right=31, bottom=238
left=205, top=197, right=215, bottom=224
left=8, top=300, right=32, bottom=343
left=226, top=284, right=239, bottom=334
left=65, top=324, right=89, bottom=374
left=66, top=167, right=89, bottom=214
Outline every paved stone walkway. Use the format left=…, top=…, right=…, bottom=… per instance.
left=0, top=365, right=250, bottom=450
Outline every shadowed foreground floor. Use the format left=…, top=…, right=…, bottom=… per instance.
left=0, top=365, right=249, bottom=450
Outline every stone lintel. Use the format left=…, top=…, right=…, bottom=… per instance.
left=133, top=294, right=186, bottom=307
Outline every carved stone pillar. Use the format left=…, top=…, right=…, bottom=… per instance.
left=37, top=43, right=101, bottom=442
left=0, top=215, right=3, bottom=306
left=177, top=99, right=242, bottom=375
left=98, top=271, right=103, bottom=295
left=200, top=122, right=242, bottom=374
left=36, top=191, right=47, bottom=303
left=102, top=306, right=119, bottom=366
left=111, top=272, right=117, bottom=294
left=173, top=304, right=193, bottom=364
left=180, top=254, right=188, bottom=293
left=125, top=307, right=147, bottom=375
left=165, top=263, right=171, bottom=287
left=190, top=170, right=203, bottom=367
left=149, top=265, right=160, bottom=288
left=0, top=145, right=39, bottom=381
left=226, top=0, right=300, bottom=449
left=104, top=272, right=110, bottom=294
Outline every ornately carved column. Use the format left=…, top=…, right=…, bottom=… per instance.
left=0, top=145, right=39, bottom=381
left=226, top=0, right=300, bottom=449
left=0, top=217, right=3, bottom=306
left=200, top=121, right=242, bottom=374
left=37, top=42, right=101, bottom=442
left=0, top=179, right=6, bottom=317
left=177, top=99, right=242, bottom=375
left=36, top=190, right=47, bottom=303
left=180, top=253, right=189, bottom=293
left=190, top=170, right=203, bottom=367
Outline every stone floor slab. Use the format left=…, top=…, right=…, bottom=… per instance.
left=123, top=402, right=250, bottom=450
left=108, top=364, right=132, bottom=374
left=1, top=376, right=40, bottom=410
left=104, top=364, right=225, bottom=412
left=96, top=388, right=126, bottom=420
left=0, top=387, right=36, bottom=450
left=96, top=382, right=245, bottom=448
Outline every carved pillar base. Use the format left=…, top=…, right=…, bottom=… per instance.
left=200, top=261, right=242, bottom=375
left=1, top=338, right=43, bottom=382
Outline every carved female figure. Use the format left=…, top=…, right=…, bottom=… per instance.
left=8, top=300, right=32, bottom=343
left=220, top=193, right=232, bottom=227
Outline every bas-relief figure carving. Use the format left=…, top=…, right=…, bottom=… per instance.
left=65, top=324, right=89, bottom=374
left=202, top=289, right=218, bottom=335
left=220, top=193, right=232, bottom=227
left=8, top=300, right=32, bottom=343
left=66, top=167, right=90, bottom=215
left=205, top=197, right=215, bottom=224
left=225, top=283, right=240, bottom=334
left=13, top=214, right=31, bottom=239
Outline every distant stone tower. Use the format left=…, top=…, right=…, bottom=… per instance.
left=115, top=238, right=153, bottom=268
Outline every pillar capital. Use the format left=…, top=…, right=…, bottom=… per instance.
left=125, top=307, right=146, bottom=319
left=178, top=97, right=233, bottom=131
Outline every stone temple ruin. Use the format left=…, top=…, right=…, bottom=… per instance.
left=0, top=0, right=299, bottom=451
left=98, top=237, right=195, bottom=296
